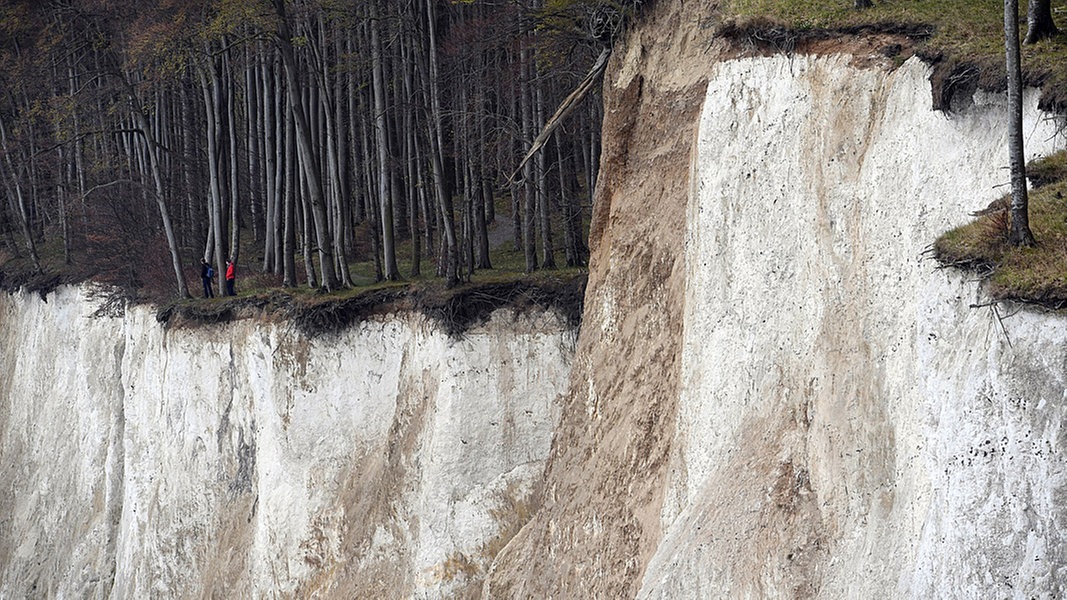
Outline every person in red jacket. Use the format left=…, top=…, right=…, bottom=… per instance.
left=225, top=259, right=236, bottom=296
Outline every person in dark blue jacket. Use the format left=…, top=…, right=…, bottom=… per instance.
left=200, top=258, right=214, bottom=298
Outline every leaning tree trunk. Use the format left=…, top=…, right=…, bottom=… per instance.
left=1025, top=0, right=1058, bottom=43
left=125, top=82, right=190, bottom=298
left=1006, top=0, right=1036, bottom=246
left=271, top=0, right=339, bottom=291
left=424, top=0, right=459, bottom=287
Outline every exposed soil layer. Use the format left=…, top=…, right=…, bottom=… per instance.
left=718, top=17, right=1067, bottom=113
left=154, top=274, right=586, bottom=337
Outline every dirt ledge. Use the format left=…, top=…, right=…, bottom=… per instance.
left=155, top=274, right=587, bottom=338
left=717, top=18, right=1067, bottom=114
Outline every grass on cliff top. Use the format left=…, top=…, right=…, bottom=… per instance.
left=723, top=1, right=1067, bottom=305
left=721, top=0, right=1067, bottom=108
left=935, top=152, right=1067, bottom=307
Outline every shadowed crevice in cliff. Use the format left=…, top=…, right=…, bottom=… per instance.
left=154, top=274, right=586, bottom=337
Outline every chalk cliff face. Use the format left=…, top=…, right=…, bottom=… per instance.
left=4, top=1, right=1067, bottom=598
left=486, top=1, right=1067, bottom=598
left=0, top=288, right=575, bottom=598
left=643, top=54, right=1067, bottom=599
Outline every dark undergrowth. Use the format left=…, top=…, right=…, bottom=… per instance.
left=156, top=272, right=587, bottom=338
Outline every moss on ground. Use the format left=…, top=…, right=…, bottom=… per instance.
left=935, top=152, right=1067, bottom=307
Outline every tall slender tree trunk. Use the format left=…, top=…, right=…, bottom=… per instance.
left=424, top=0, right=459, bottom=287
left=179, top=83, right=200, bottom=258
left=520, top=45, right=538, bottom=273
left=346, top=30, right=365, bottom=225
left=371, top=1, right=400, bottom=281
left=0, top=119, right=40, bottom=272
left=225, top=49, right=241, bottom=264
left=246, top=46, right=261, bottom=245
left=274, top=62, right=286, bottom=277
left=555, top=130, right=577, bottom=267
left=125, top=84, right=190, bottom=297
left=270, top=0, right=339, bottom=290
left=535, top=79, right=555, bottom=269
left=509, top=70, right=522, bottom=252
left=283, top=91, right=298, bottom=286
left=359, top=103, right=383, bottom=281
left=262, top=49, right=278, bottom=272
left=333, top=26, right=354, bottom=286
left=402, top=26, right=422, bottom=277
left=198, top=64, right=228, bottom=281
left=1006, top=0, right=1036, bottom=246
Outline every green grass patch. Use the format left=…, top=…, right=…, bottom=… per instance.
left=935, top=151, right=1067, bottom=306
left=720, top=0, right=1067, bottom=110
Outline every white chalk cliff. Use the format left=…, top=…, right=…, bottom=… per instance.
left=4, top=0, right=1067, bottom=597
left=0, top=288, right=575, bottom=598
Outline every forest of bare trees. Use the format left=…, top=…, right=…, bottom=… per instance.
left=0, top=0, right=630, bottom=298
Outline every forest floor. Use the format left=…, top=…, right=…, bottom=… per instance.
left=157, top=269, right=587, bottom=337
left=0, top=196, right=588, bottom=337
left=163, top=202, right=588, bottom=336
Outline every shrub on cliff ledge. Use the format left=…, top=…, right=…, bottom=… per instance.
left=935, top=151, right=1067, bottom=307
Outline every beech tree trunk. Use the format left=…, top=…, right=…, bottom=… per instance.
left=371, top=0, right=399, bottom=281
left=125, top=78, right=190, bottom=298
left=1006, top=0, right=1036, bottom=246
left=0, top=119, right=41, bottom=272
left=520, top=44, right=538, bottom=273
left=271, top=0, right=339, bottom=291
left=424, top=0, right=458, bottom=287
left=1025, top=0, right=1058, bottom=43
